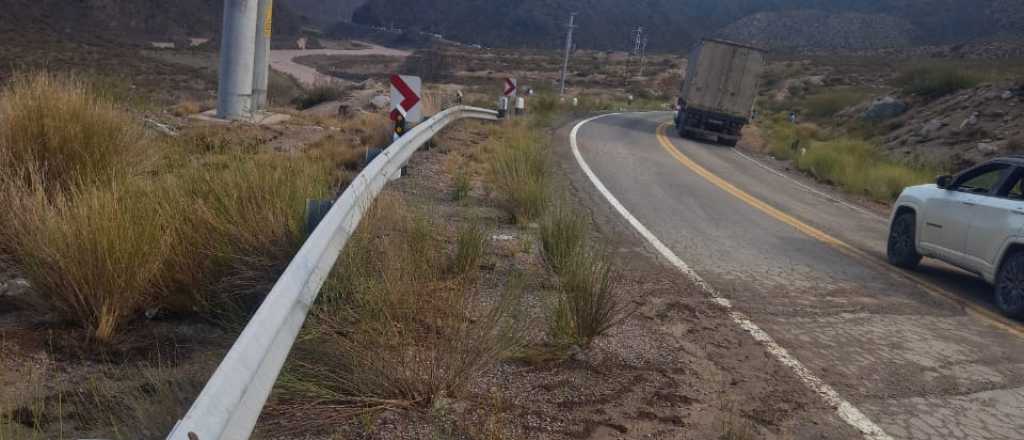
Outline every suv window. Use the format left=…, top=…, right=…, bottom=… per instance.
left=955, top=164, right=1010, bottom=195
left=1000, top=168, right=1024, bottom=200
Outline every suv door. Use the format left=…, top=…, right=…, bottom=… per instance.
left=921, top=163, right=1011, bottom=267
left=963, top=166, right=1024, bottom=278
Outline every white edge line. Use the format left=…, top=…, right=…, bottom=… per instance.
left=731, top=148, right=887, bottom=222
left=569, top=114, right=893, bottom=440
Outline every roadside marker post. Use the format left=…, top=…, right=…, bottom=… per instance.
left=390, top=74, right=423, bottom=124
left=503, top=78, right=517, bottom=119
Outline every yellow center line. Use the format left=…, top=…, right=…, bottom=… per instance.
left=655, top=122, right=1024, bottom=337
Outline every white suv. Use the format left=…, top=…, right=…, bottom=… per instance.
left=888, top=158, right=1024, bottom=318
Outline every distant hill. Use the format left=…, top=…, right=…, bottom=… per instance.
left=350, top=0, right=1024, bottom=51
left=0, top=0, right=305, bottom=44
left=286, top=0, right=369, bottom=26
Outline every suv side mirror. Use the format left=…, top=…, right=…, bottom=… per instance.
left=936, top=175, right=953, bottom=189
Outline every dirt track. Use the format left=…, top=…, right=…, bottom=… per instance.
left=270, top=42, right=409, bottom=86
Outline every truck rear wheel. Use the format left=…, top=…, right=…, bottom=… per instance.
left=720, top=138, right=738, bottom=147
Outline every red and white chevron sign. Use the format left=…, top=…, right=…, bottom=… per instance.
left=503, top=78, right=517, bottom=97
left=390, top=74, right=423, bottom=123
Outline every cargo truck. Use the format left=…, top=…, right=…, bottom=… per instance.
left=674, top=39, right=766, bottom=147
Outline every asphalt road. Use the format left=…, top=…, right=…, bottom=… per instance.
left=569, top=112, right=1024, bottom=440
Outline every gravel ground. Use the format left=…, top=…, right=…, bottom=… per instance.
left=253, top=118, right=854, bottom=439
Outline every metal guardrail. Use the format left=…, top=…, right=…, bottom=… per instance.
left=166, top=106, right=499, bottom=440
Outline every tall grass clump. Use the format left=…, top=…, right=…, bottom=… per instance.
left=0, top=182, right=175, bottom=341
left=489, top=123, right=549, bottom=223
left=278, top=194, right=522, bottom=411
left=539, top=201, right=624, bottom=348
left=894, top=65, right=980, bottom=99
left=0, top=72, right=153, bottom=192
left=450, top=221, right=487, bottom=276
left=169, top=155, right=331, bottom=314
left=0, top=72, right=337, bottom=340
left=539, top=201, right=587, bottom=273
left=548, top=248, right=622, bottom=348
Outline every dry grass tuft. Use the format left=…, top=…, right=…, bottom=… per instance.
left=278, top=194, right=523, bottom=414
left=0, top=72, right=154, bottom=193
left=169, top=155, right=331, bottom=315
left=488, top=122, right=549, bottom=223
left=539, top=201, right=587, bottom=273
left=450, top=221, right=487, bottom=276
left=0, top=180, right=175, bottom=341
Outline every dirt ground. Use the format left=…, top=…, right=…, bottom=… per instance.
left=248, top=117, right=855, bottom=439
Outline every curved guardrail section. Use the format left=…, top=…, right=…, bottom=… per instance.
left=167, top=106, right=499, bottom=440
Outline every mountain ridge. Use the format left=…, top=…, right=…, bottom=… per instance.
left=349, top=0, right=1024, bottom=51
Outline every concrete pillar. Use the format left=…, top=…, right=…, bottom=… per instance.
left=217, top=0, right=260, bottom=120
left=252, top=0, right=273, bottom=111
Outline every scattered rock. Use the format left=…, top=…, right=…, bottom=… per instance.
left=977, top=141, right=1004, bottom=154
left=491, top=234, right=516, bottom=241
left=1002, top=90, right=1014, bottom=100
left=960, top=112, right=980, bottom=130
left=369, top=95, right=390, bottom=110
left=919, top=119, right=944, bottom=138
left=0, top=278, right=31, bottom=298
left=862, top=96, right=907, bottom=121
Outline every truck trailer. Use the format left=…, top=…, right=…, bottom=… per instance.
left=675, top=39, right=766, bottom=147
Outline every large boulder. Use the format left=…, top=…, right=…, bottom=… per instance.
left=862, top=96, right=907, bottom=121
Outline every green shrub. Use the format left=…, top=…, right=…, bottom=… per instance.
left=292, top=80, right=346, bottom=110
left=795, top=138, right=934, bottom=201
left=799, top=90, right=871, bottom=119
left=894, top=65, right=980, bottom=99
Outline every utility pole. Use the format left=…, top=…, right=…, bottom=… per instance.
left=252, top=0, right=273, bottom=111
left=559, top=13, right=578, bottom=96
left=639, top=36, right=649, bottom=77
left=624, top=26, right=643, bottom=85
left=217, top=0, right=260, bottom=120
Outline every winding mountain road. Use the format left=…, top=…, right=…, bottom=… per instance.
left=270, top=42, right=409, bottom=86
left=567, top=112, right=1024, bottom=440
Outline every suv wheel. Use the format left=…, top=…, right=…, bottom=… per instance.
left=995, top=252, right=1024, bottom=318
left=887, top=212, right=922, bottom=269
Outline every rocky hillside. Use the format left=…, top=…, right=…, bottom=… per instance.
left=351, top=0, right=1024, bottom=51
left=717, top=11, right=915, bottom=50
left=0, top=0, right=305, bottom=44
left=871, top=84, right=1024, bottom=169
left=286, top=0, right=368, bottom=26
